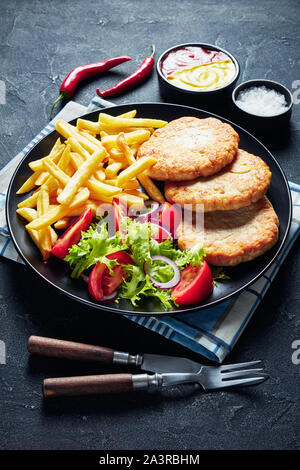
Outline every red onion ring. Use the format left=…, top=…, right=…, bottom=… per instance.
left=102, top=290, right=118, bottom=302
left=150, top=222, right=173, bottom=242
left=144, top=255, right=180, bottom=289
left=80, top=273, right=89, bottom=284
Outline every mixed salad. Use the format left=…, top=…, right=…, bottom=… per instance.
left=50, top=199, right=224, bottom=309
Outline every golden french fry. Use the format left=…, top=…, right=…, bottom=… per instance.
left=116, top=193, right=145, bottom=208
left=37, top=189, right=53, bottom=259
left=35, top=172, right=49, bottom=186
left=81, top=129, right=97, bottom=137
left=66, top=201, right=98, bottom=216
left=121, top=127, right=155, bottom=133
left=54, top=218, right=70, bottom=230
left=43, top=158, right=69, bottom=187
left=51, top=229, right=58, bottom=244
left=39, top=143, right=72, bottom=193
left=57, top=147, right=107, bottom=205
left=18, top=205, right=57, bottom=246
left=117, top=133, right=165, bottom=203
left=64, top=164, right=75, bottom=177
left=125, top=189, right=149, bottom=200
left=108, top=148, right=128, bottom=162
left=57, top=143, right=71, bottom=170
left=71, top=151, right=107, bottom=182
left=68, top=140, right=106, bottom=183
left=99, top=112, right=167, bottom=129
left=100, top=130, right=108, bottom=139
left=27, top=188, right=90, bottom=230
left=88, top=192, right=118, bottom=204
left=67, top=137, right=91, bottom=160
left=29, top=144, right=64, bottom=172
left=77, top=118, right=101, bottom=134
left=121, top=179, right=140, bottom=190
left=101, top=129, right=150, bottom=150
left=105, top=161, right=123, bottom=179
left=116, top=156, right=156, bottom=187
left=70, top=152, right=84, bottom=170
left=95, top=168, right=106, bottom=181
left=130, top=143, right=140, bottom=156
left=99, top=126, right=147, bottom=135
left=16, top=172, right=40, bottom=195
left=137, top=172, right=165, bottom=204
left=56, top=120, right=102, bottom=154
left=44, top=144, right=73, bottom=185
left=98, top=109, right=137, bottom=122
left=26, top=227, right=49, bottom=259
left=117, top=110, right=137, bottom=119
left=106, top=178, right=140, bottom=190
left=117, top=132, right=135, bottom=163
left=49, top=138, right=62, bottom=154
left=25, top=226, right=57, bottom=256
left=79, top=130, right=101, bottom=146
left=16, top=207, right=37, bottom=221
left=87, top=178, right=122, bottom=197
left=37, top=189, right=47, bottom=215
left=17, top=190, right=41, bottom=209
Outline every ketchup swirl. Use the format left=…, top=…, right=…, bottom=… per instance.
left=161, top=46, right=229, bottom=76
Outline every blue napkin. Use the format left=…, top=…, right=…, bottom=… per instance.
left=1, top=96, right=299, bottom=362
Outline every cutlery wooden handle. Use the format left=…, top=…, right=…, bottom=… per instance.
left=43, top=374, right=133, bottom=397
left=28, top=336, right=114, bottom=364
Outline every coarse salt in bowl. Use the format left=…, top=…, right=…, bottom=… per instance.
left=236, top=86, right=289, bottom=117
left=232, top=79, right=293, bottom=130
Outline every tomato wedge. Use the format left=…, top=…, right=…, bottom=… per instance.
left=171, top=261, right=213, bottom=305
left=51, top=208, right=93, bottom=259
left=112, top=198, right=129, bottom=232
left=88, top=251, right=134, bottom=301
left=159, top=202, right=181, bottom=238
left=88, top=262, right=107, bottom=301
left=150, top=223, right=172, bottom=242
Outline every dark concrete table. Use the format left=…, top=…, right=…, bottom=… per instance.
left=0, top=0, right=299, bottom=450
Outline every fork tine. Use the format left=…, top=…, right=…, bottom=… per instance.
left=221, top=368, right=264, bottom=380
left=216, top=374, right=269, bottom=389
left=220, top=360, right=262, bottom=372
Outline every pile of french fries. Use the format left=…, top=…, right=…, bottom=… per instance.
left=16, top=110, right=167, bottom=260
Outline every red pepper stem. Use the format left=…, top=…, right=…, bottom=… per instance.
left=150, top=44, right=156, bottom=58
left=50, top=92, right=65, bottom=120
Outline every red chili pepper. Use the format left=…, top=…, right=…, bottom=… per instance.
left=97, top=45, right=155, bottom=98
left=50, top=56, right=131, bottom=119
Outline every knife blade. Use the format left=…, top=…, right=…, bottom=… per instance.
left=140, top=353, right=203, bottom=374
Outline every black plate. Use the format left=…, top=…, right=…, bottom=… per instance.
left=6, top=103, right=292, bottom=315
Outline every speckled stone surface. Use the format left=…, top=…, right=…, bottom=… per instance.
left=0, top=0, right=299, bottom=450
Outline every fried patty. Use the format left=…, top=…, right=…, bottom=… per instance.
left=165, top=149, right=271, bottom=212
left=177, top=197, right=279, bottom=266
left=138, top=116, right=239, bottom=181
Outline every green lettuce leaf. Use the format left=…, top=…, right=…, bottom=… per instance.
left=64, top=222, right=126, bottom=278
left=150, top=239, right=205, bottom=268
left=119, top=265, right=173, bottom=309
left=212, top=267, right=230, bottom=286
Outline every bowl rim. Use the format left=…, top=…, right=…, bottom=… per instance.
left=156, top=42, right=240, bottom=95
left=232, top=79, right=294, bottom=118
